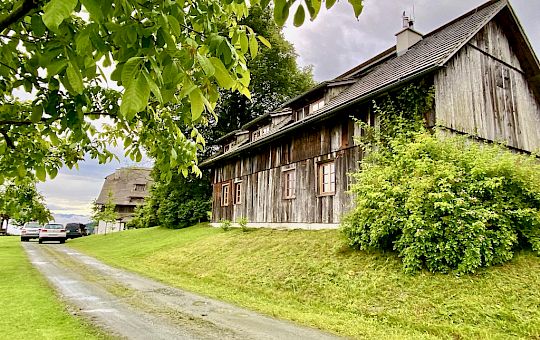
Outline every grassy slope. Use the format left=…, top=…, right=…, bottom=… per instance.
left=0, top=237, right=107, bottom=339
left=69, top=225, right=540, bottom=339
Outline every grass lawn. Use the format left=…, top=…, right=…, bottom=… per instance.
left=0, top=237, right=108, bottom=339
left=69, top=224, right=540, bottom=339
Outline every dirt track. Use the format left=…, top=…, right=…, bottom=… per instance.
left=23, top=242, right=341, bottom=340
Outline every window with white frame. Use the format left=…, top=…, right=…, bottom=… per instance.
left=252, top=125, right=270, bottom=141
left=283, top=169, right=296, bottom=199
left=223, top=141, right=235, bottom=153
left=221, top=183, right=230, bottom=206
left=310, top=98, right=325, bottom=113
left=318, top=161, right=335, bottom=195
left=234, top=181, right=242, bottom=205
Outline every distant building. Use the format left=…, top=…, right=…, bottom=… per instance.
left=94, top=167, right=152, bottom=234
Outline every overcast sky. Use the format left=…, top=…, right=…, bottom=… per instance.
left=38, top=0, right=540, bottom=223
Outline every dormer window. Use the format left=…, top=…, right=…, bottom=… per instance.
left=252, top=125, right=270, bottom=141
left=295, top=98, right=325, bottom=121
left=310, top=98, right=325, bottom=113
left=223, top=141, right=235, bottom=153
left=133, top=184, right=146, bottom=192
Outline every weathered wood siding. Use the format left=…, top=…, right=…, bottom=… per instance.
left=435, top=19, right=540, bottom=152
left=211, top=114, right=363, bottom=224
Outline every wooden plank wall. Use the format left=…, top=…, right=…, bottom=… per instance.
left=211, top=114, right=364, bottom=224
left=435, top=19, right=540, bottom=152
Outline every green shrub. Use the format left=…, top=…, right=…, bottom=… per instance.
left=220, top=219, right=232, bottom=231
left=342, top=132, right=540, bottom=274
left=237, top=217, right=249, bottom=232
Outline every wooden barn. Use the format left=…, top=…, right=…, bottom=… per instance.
left=201, top=0, right=540, bottom=229
left=95, top=167, right=152, bottom=234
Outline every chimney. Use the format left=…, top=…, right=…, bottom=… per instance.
left=395, top=11, right=423, bottom=56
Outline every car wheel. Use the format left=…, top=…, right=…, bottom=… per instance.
left=38, top=239, right=43, bottom=244
left=20, top=237, right=25, bottom=242
left=60, top=239, right=65, bottom=244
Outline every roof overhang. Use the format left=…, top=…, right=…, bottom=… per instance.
left=200, top=65, right=440, bottom=168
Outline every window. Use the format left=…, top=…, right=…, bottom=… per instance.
left=310, top=98, right=325, bottom=113
left=318, top=162, right=335, bottom=195
left=134, top=184, right=146, bottom=192
left=234, top=182, right=242, bottom=205
left=283, top=169, right=296, bottom=199
left=252, top=126, right=270, bottom=141
left=295, top=106, right=310, bottom=121
left=221, top=183, right=230, bottom=206
left=223, top=142, right=235, bottom=153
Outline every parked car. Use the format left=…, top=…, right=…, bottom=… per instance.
left=38, top=223, right=67, bottom=244
left=21, top=222, right=42, bottom=242
left=7, top=224, right=22, bottom=236
left=65, top=223, right=87, bottom=239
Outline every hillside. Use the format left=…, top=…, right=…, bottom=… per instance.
left=69, top=224, right=540, bottom=339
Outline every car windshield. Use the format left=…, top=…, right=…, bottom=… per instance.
left=66, top=225, right=80, bottom=230
left=44, top=224, right=63, bottom=229
left=25, top=222, right=41, bottom=228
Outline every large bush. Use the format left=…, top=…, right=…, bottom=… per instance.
left=342, top=132, right=540, bottom=273
left=131, top=169, right=212, bottom=229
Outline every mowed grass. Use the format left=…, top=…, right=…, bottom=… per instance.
left=0, top=237, right=108, bottom=339
left=69, top=224, right=540, bottom=339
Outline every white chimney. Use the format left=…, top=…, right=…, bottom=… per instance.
left=395, top=11, right=423, bottom=56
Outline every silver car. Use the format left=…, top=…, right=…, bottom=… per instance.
left=38, top=223, right=67, bottom=244
left=21, top=222, right=42, bottom=242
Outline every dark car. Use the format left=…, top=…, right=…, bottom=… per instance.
left=65, top=223, right=87, bottom=239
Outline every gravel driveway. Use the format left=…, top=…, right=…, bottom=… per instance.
left=23, top=242, right=341, bottom=340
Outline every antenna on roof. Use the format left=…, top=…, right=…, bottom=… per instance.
left=412, top=0, right=416, bottom=23
left=402, top=11, right=415, bottom=29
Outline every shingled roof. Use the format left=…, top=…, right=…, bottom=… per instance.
left=202, top=0, right=539, bottom=167
left=96, top=167, right=152, bottom=205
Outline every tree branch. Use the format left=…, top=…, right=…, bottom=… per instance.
left=0, top=0, right=40, bottom=33
left=0, top=111, right=118, bottom=127
left=0, top=130, right=15, bottom=149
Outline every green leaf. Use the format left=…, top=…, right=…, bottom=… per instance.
left=121, top=57, right=143, bottom=86
left=42, top=0, right=77, bottom=31
left=260, top=0, right=271, bottom=10
left=305, top=0, right=322, bottom=20
left=120, top=76, right=150, bottom=121
left=196, top=54, right=215, bottom=77
left=189, top=88, right=204, bottom=121
left=75, top=29, right=92, bottom=55
left=326, top=0, right=337, bottom=9
left=293, top=5, right=306, bottom=27
left=30, top=105, right=43, bottom=123
left=46, top=59, right=68, bottom=78
left=48, top=167, right=58, bottom=180
left=17, top=164, right=26, bottom=178
left=66, top=62, right=84, bottom=94
left=239, top=31, right=249, bottom=54
left=81, top=0, right=103, bottom=21
left=273, top=0, right=290, bottom=26
left=143, top=72, right=163, bottom=103
left=209, top=58, right=235, bottom=89
left=257, top=35, right=271, bottom=48
left=167, top=15, right=181, bottom=36
left=36, top=166, right=46, bottom=181
left=31, top=15, right=47, bottom=36
left=249, top=34, right=258, bottom=59
left=348, top=0, right=364, bottom=18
